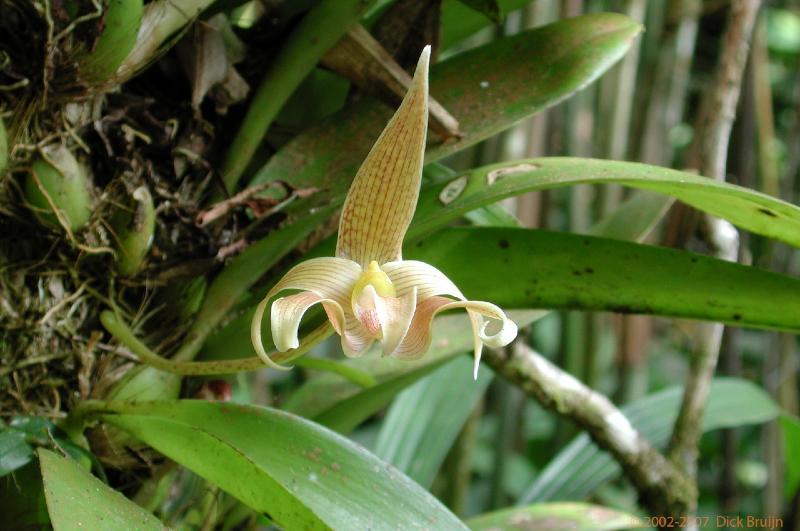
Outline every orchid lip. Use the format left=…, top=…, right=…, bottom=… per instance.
left=350, top=260, right=396, bottom=314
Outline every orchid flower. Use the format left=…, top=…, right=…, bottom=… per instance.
left=251, top=46, right=517, bottom=378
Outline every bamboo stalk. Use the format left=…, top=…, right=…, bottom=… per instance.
left=640, top=0, right=700, bottom=167
left=667, top=1, right=761, bottom=503
left=752, top=14, right=780, bottom=198
left=600, top=0, right=646, bottom=213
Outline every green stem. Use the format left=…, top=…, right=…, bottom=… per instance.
left=100, top=310, right=332, bottom=375
left=219, top=0, right=374, bottom=194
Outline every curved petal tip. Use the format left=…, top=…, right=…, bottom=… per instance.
left=251, top=298, right=293, bottom=372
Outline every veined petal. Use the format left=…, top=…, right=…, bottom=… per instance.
left=393, top=297, right=518, bottom=379
left=266, top=256, right=361, bottom=305
left=336, top=46, right=430, bottom=267
left=391, top=296, right=451, bottom=360
left=382, top=260, right=463, bottom=300
left=379, top=288, right=417, bottom=356
left=352, top=284, right=418, bottom=356
left=341, top=316, right=375, bottom=358
left=270, top=292, right=346, bottom=351
left=251, top=297, right=290, bottom=371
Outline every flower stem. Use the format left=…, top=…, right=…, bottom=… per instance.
left=100, top=310, right=332, bottom=375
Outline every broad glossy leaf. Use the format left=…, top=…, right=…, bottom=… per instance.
left=285, top=310, right=544, bottom=433
left=38, top=449, right=162, bottom=530
left=467, top=502, right=645, bottom=530
left=373, top=355, right=492, bottom=487
left=408, top=227, right=800, bottom=332
left=411, top=158, right=800, bottom=247
left=249, top=14, right=642, bottom=205
left=781, top=415, right=800, bottom=499
left=100, top=401, right=467, bottom=530
left=519, top=378, right=779, bottom=502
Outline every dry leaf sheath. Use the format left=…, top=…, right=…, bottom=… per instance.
left=251, top=46, right=517, bottom=378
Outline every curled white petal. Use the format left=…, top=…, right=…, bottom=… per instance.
left=250, top=297, right=291, bottom=371
left=382, top=260, right=464, bottom=301
left=391, top=296, right=518, bottom=379
left=270, top=291, right=345, bottom=351
left=266, top=256, right=361, bottom=303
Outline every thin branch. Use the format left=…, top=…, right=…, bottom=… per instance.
left=668, top=0, right=761, bottom=484
left=321, top=24, right=461, bottom=140
left=482, top=342, right=695, bottom=518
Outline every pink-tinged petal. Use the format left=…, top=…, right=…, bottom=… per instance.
left=382, top=260, right=463, bottom=300
left=393, top=298, right=518, bottom=379
left=352, top=284, right=383, bottom=337
left=379, top=287, right=417, bottom=356
left=341, top=316, right=375, bottom=358
left=336, top=46, right=430, bottom=267
left=392, top=296, right=452, bottom=360
left=351, top=284, right=418, bottom=356
left=270, top=292, right=346, bottom=351
left=266, top=256, right=361, bottom=305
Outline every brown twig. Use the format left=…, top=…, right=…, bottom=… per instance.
left=667, top=0, right=761, bottom=490
left=321, top=24, right=461, bottom=140
left=482, top=343, right=695, bottom=518
left=195, top=182, right=273, bottom=226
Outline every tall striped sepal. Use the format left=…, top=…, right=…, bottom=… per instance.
left=251, top=46, right=517, bottom=378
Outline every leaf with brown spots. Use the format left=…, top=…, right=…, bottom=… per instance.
left=98, top=400, right=467, bottom=530
left=408, top=227, right=800, bottom=332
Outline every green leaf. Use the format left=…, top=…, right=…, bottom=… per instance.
left=441, top=0, right=542, bottom=49
left=467, top=502, right=645, bottom=530
left=99, top=401, right=467, bottom=530
left=373, top=355, right=492, bottom=487
left=586, top=191, right=673, bottom=242
left=407, top=227, right=800, bottom=332
left=284, top=310, right=545, bottom=433
left=221, top=0, right=376, bottom=192
left=519, top=378, right=779, bottom=502
left=249, top=14, right=642, bottom=203
left=781, top=415, right=800, bottom=499
left=0, top=429, right=33, bottom=476
left=455, top=0, right=502, bottom=24
left=77, top=0, right=143, bottom=85
left=0, top=461, right=50, bottom=529
left=38, top=448, right=162, bottom=531
left=410, top=158, right=800, bottom=248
